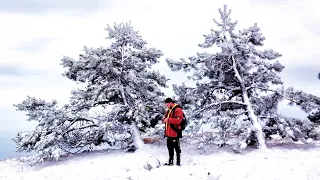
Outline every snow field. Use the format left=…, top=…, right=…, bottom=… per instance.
left=1, top=141, right=320, bottom=180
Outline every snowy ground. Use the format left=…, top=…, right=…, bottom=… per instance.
left=1, top=139, right=320, bottom=180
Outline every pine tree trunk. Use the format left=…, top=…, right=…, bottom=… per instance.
left=232, top=56, right=266, bottom=149
left=119, top=46, right=145, bottom=150
left=131, top=122, right=144, bottom=149
left=242, top=91, right=266, bottom=149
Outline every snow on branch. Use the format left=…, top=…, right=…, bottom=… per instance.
left=250, top=85, right=320, bottom=113
left=190, top=100, right=247, bottom=119
left=248, top=86, right=300, bottom=103
left=284, top=87, right=320, bottom=113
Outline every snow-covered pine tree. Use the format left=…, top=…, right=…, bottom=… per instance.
left=12, top=96, right=100, bottom=165
left=60, top=22, right=168, bottom=150
left=13, top=22, right=168, bottom=165
left=166, top=4, right=283, bottom=149
left=166, top=5, right=320, bottom=151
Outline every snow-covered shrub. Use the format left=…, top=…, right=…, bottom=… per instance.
left=199, top=112, right=249, bottom=148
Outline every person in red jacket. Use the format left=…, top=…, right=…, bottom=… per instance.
left=162, top=98, right=183, bottom=166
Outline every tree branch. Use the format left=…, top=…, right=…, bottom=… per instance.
left=63, top=124, right=99, bottom=136
left=212, top=85, right=240, bottom=92
left=249, top=86, right=300, bottom=104
left=251, top=69, right=269, bottom=85
left=191, top=100, right=247, bottom=118
left=93, top=100, right=112, bottom=106
left=258, top=115, right=278, bottom=119
left=66, top=117, right=97, bottom=127
left=231, top=55, right=244, bottom=85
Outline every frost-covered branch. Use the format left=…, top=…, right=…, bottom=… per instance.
left=250, top=86, right=320, bottom=113
left=66, top=117, right=97, bottom=126
left=191, top=100, right=247, bottom=118
left=63, top=124, right=99, bottom=136
left=248, top=86, right=300, bottom=103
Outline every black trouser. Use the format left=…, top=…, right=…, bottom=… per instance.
left=167, top=137, right=181, bottom=162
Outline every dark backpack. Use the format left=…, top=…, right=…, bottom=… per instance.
left=169, top=105, right=188, bottom=132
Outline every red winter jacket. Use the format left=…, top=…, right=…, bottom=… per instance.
left=163, top=104, right=183, bottom=138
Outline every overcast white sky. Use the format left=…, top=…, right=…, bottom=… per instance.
left=0, top=0, right=319, bottom=136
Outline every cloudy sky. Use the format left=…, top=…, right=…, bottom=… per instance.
left=0, top=0, right=319, bottom=136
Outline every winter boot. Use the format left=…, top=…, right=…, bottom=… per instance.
left=176, top=153, right=181, bottom=166
left=164, top=158, right=173, bottom=166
